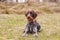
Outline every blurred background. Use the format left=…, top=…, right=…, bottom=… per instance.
left=0, top=0, right=60, bottom=14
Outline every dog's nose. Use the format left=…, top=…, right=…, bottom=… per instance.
left=27, top=17, right=30, bottom=19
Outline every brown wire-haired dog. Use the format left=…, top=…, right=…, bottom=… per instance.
left=22, top=10, right=41, bottom=37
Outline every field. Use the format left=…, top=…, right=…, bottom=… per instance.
left=0, top=2, right=60, bottom=40
left=0, top=13, right=60, bottom=40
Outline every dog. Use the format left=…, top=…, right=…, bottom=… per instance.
left=22, top=10, right=41, bottom=37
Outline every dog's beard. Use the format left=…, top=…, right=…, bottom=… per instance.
left=27, top=17, right=33, bottom=23
left=28, top=20, right=33, bottom=23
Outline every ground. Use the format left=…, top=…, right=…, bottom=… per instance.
left=0, top=13, right=60, bottom=40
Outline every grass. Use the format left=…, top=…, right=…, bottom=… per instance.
left=0, top=13, right=60, bottom=40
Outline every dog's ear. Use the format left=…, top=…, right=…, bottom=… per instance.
left=25, top=12, right=28, bottom=17
left=25, top=13, right=27, bottom=17
left=32, top=11, right=37, bottom=19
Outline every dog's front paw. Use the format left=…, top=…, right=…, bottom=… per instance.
left=33, top=34, right=38, bottom=37
left=22, top=33, right=28, bottom=37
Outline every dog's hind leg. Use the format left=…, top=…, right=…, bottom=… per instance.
left=37, top=23, right=41, bottom=32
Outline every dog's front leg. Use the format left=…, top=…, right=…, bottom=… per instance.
left=22, top=26, right=28, bottom=37
left=33, top=27, right=38, bottom=37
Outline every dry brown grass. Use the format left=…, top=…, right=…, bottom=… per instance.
left=0, top=2, right=60, bottom=14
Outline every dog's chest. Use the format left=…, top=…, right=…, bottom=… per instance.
left=30, top=25, right=33, bottom=31
left=28, top=23, right=35, bottom=31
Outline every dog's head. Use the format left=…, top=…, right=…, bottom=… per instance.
left=25, top=10, right=37, bottom=23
